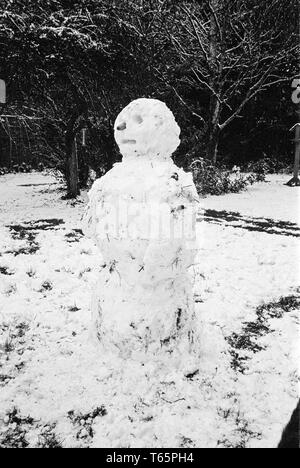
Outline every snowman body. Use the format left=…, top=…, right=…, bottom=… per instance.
left=84, top=99, right=200, bottom=361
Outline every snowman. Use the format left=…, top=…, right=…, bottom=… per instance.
left=83, top=98, right=200, bottom=363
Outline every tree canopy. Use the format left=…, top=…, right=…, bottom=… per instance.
left=0, top=0, right=298, bottom=195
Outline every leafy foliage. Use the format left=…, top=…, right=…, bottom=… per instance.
left=245, top=157, right=291, bottom=176
left=191, top=159, right=258, bottom=196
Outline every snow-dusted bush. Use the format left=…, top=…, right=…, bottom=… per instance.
left=0, top=162, right=45, bottom=176
left=191, top=159, right=258, bottom=196
left=245, top=157, right=291, bottom=176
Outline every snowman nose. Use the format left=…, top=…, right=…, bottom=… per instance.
left=117, top=122, right=126, bottom=131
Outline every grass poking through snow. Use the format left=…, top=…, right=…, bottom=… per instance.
left=226, top=294, right=300, bottom=373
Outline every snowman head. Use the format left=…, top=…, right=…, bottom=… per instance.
left=114, top=98, right=181, bottom=161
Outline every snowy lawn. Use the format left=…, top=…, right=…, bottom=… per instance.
left=0, top=172, right=299, bottom=448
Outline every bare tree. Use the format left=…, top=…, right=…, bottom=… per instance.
left=0, top=0, right=114, bottom=197
left=168, top=0, right=298, bottom=163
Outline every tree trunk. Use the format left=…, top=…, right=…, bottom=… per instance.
left=207, top=95, right=221, bottom=164
left=78, top=143, right=90, bottom=189
left=207, top=0, right=221, bottom=164
left=207, top=122, right=220, bottom=165
left=65, top=121, right=79, bottom=198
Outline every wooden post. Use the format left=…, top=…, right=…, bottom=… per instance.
left=287, top=83, right=300, bottom=186
left=286, top=121, right=300, bottom=187
left=0, top=79, right=6, bottom=104
left=82, top=128, right=87, bottom=147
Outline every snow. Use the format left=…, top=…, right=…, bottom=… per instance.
left=0, top=171, right=299, bottom=448
left=203, top=174, right=300, bottom=224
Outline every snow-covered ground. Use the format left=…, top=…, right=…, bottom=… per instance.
left=0, top=172, right=299, bottom=448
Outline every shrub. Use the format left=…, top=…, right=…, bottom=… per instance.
left=0, top=162, right=45, bottom=176
left=0, top=166, right=9, bottom=176
left=191, top=159, right=258, bottom=196
left=245, top=157, right=291, bottom=175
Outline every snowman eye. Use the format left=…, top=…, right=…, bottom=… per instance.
left=117, top=122, right=126, bottom=131
left=154, top=115, right=163, bottom=127
left=132, top=114, right=143, bottom=124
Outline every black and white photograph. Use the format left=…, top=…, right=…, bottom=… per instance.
left=0, top=0, right=299, bottom=451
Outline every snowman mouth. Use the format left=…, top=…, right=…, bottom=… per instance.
left=122, top=139, right=137, bottom=145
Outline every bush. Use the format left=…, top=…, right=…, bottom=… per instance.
left=245, top=157, right=291, bottom=176
left=0, top=162, right=45, bottom=176
left=191, top=159, right=258, bottom=196
left=0, top=166, right=9, bottom=176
